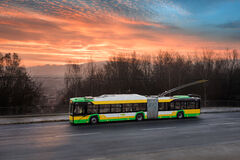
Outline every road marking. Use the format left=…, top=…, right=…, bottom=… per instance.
left=55, top=132, right=100, bottom=138
left=141, top=127, right=176, bottom=131
left=203, top=122, right=237, bottom=126
left=222, top=122, right=236, bottom=125
left=204, top=123, right=220, bottom=126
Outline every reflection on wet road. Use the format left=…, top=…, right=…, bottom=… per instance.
left=1, top=112, right=240, bottom=160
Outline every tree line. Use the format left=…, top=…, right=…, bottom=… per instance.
left=0, top=53, right=42, bottom=115
left=1, top=50, right=240, bottom=115
left=61, top=49, right=240, bottom=107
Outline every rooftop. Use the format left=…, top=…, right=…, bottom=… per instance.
left=70, top=94, right=200, bottom=103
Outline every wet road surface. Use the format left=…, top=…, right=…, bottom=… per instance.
left=1, top=112, right=240, bottom=160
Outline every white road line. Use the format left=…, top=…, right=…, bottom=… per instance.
left=204, top=122, right=237, bottom=126
left=55, top=132, right=101, bottom=138
left=141, top=127, right=176, bottom=131
left=204, top=123, right=219, bottom=126
left=222, top=122, right=236, bottom=125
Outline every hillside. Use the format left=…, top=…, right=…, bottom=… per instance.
left=27, top=64, right=66, bottom=78
left=26, top=62, right=105, bottom=106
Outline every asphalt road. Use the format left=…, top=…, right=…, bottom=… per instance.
left=1, top=112, right=240, bottom=160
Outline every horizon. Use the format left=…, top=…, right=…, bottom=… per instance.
left=1, top=0, right=240, bottom=66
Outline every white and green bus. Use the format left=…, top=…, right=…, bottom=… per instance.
left=69, top=94, right=201, bottom=124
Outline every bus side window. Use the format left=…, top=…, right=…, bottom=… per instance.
left=158, top=103, right=164, bottom=111
left=196, top=100, right=201, bottom=109
left=170, top=102, right=175, bottom=110
left=187, top=101, right=195, bottom=109
left=181, top=101, right=187, bottom=109
left=193, top=102, right=196, bottom=109
left=195, top=101, right=200, bottom=109
left=99, top=104, right=111, bottom=113
left=132, top=103, right=139, bottom=112
left=139, top=103, right=147, bottom=111
left=165, top=103, right=169, bottom=111
left=175, top=102, right=181, bottom=110
left=123, top=104, right=132, bottom=112
left=111, top=104, right=122, bottom=113
left=87, top=104, right=98, bottom=114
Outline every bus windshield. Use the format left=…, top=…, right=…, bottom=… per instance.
left=73, top=103, right=87, bottom=115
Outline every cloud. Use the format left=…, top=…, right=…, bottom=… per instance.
left=217, top=21, right=240, bottom=29
left=0, top=0, right=239, bottom=66
left=0, top=16, right=63, bottom=31
left=0, top=24, right=43, bottom=41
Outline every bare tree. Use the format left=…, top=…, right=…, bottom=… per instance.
left=61, top=49, right=240, bottom=108
left=0, top=53, right=42, bottom=115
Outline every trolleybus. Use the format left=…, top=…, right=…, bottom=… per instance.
left=69, top=94, right=201, bottom=124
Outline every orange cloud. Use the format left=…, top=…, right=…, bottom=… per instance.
left=0, top=2, right=239, bottom=66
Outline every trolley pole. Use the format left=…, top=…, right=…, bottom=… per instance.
left=159, top=80, right=208, bottom=97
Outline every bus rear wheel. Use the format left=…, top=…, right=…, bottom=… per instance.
left=90, top=116, right=98, bottom=124
left=177, top=112, right=184, bottom=119
left=136, top=114, right=144, bottom=121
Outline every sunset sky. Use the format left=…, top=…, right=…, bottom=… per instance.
left=0, top=0, right=240, bottom=66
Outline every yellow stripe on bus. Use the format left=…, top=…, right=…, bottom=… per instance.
left=158, top=111, right=177, bottom=117
left=69, top=115, right=90, bottom=120
left=184, top=109, right=200, bottom=114
left=92, top=100, right=147, bottom=105
left=92, top=99, right=174, bottom=105
left=158, top=99, right=174, bottom=103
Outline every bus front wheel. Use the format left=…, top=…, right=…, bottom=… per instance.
left=177, top=112, right=184, bottom=119
left=90, top=116, right=98, bottom=124
left=136, top=114, right=144, bottom=121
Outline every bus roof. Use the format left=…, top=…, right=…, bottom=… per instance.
left=70, top=94, right=200, bottom=104
left=94, top=94, right=147, bottom=101
left=92, top=94, right=147, bottom=104
left=70, top=97, right=93, bottom=103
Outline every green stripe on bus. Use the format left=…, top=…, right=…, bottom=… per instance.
left=73, top=119, right=89, bottom=124
left=158, top=116, right=177, bottom=118
left=185, top=113, right=200, bottom=117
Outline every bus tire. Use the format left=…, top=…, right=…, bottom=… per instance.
left=136, top=113, right=144, bottom=121
left=177, top=112, right=184, bottom=119
left=90, top=116, right=98, bottom=124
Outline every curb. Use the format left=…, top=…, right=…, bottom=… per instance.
left=0, top=113, right=68, bottom=118
left=0, top=119, right=68, bottom=125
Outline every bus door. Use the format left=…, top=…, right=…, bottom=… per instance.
left=147, top=98, right=158, bottom=119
